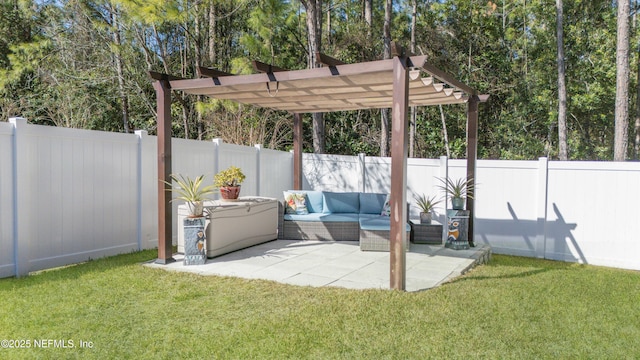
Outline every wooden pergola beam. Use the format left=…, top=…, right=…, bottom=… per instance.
left=149, top=71, right=184, bottom=82
left=153, top=78, right=174, bottom=264
left=466, top=95, right=480, bottom=247
left=420, top=63, right=477, bottom=97
left=316, top=52, right=345, bottom=66
left=197, top=66, right=233, bottom=78
left=252, top=60, right=287, bottom=73
left=390, top=41, right=414, bottom=57
left=389, top=55, right=410, bottom=291
left=170, top=59, right=397, bottom=90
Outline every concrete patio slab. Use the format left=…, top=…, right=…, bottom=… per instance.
left=145, top=240, right=491, bottom=292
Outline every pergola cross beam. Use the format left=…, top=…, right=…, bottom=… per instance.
left=252, top=60, right=287, bottom=73
left=197, top=66, right=233, bottom=79
left=316, top=52, right=346, bottom=66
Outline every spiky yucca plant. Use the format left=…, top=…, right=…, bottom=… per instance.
left=414, top=194, right=441, bottom=213
left=437, top=177, right=474, bottom=199
left=165, top=174, right=216, bottom=203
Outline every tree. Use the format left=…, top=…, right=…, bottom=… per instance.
left=614, top=0, right=630, bottom=161
left=109, top=3, right=131, bottom=133
left=380, top=0, right=392, bottom=157
left=300, top=0, right=325, bottom=153
left=556, top=0, right=567, bottom=160
left=636, top=33, right=640, bottom=159
left=409, top=0, right=417, bottom=158
left=1, top=0, right=633, bottom=161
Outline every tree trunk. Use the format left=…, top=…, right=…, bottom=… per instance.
left=208, top=2, right=216, bottom=65
left=439, top=104, right=450, bottom=158
left=364, top=0, right=372, bottom=37
left=556, top=0, right=568, bottom=160
left=614, top=0, right=630, bottom=161
left=326, top=1, right=331, bottom=47
left=111, top=6, right=130, bottom=133
left=380, top=0, right=392, bottom=157
left=635, top=2, right=640, bottom=160
left=409, top=0, right=417, bottom=158
left=636, top=49, right=640, bottom=159
left=195, top=0, right=204, bottom=140
left=302, top=0, right=325, bottom=153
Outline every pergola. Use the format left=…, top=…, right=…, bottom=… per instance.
left=151, top=43, right=488, bottom=291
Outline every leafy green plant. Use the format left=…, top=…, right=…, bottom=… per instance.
left=164, top=174, right=216, bottom=203
left=214, top=166, right=246, bottom=188
left=413, top=194, right=441, bottom=213
left=437, top=176, right=474, bottom=199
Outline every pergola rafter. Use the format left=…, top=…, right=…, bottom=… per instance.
left=151, top=43, right=488, bottom=291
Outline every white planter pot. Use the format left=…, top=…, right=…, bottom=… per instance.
left=187, top=201, right=204, bottom=217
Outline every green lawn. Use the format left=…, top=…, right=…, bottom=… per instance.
left=0, top=250, right=638, bottom=359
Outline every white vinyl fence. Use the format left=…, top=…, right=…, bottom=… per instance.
left=1, top=118, right=292, bottom=278
left=2, top=117, right=638, bottom=277
left=302, top=154, right=640, bottom=271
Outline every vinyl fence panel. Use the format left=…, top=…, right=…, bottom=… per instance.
left=303, top=153, right=361, bottom=192
left=259, top=147, right=293, bottom=198
left=12, top=119, right=140, bottom=274
left=1, top=120, right=294, bottom=278
left=0, top=122, right=15, bottom=277
left=545, top=161, right=640, bottom=269
left=473, top=159, right=544, bottom=257
left=138, top=131, right=157, bottom=250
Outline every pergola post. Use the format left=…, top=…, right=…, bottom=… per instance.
left=154, top=79, right=174, bottom=264
left=390, top=55, right=409, bottom=291
left=293, top=113, right=303, bottom=190
left=466, top=95, right=479, bottom=247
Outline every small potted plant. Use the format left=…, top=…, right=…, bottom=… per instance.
left=414, top=194, right=441, bottom=224
left=214, top=166, right=246, bottom=201
left=165, top=174, right=216, bottom=217
left=437, top=176, right=474, bottom=210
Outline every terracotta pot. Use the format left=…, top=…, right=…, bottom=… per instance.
left=219, top=186, right=241, bottom=201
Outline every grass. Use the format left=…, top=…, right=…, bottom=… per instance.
left=0, top=250, right=639, bottom=359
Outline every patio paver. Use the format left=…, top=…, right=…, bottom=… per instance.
left=145, top=240, right=491, bottom=292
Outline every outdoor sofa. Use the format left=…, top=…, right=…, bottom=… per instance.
left=277, top=190, right=410, bottom=251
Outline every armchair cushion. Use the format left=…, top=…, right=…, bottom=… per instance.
left=359, top=216, right=411, bottom=232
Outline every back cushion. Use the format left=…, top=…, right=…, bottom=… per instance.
left=359, top=193, right=387, bottom=214
left=302, top=191, right=324, bottom=213
left=323, top=192, right=360, bottom=213
left=283, top=190, right=324, bottom=213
